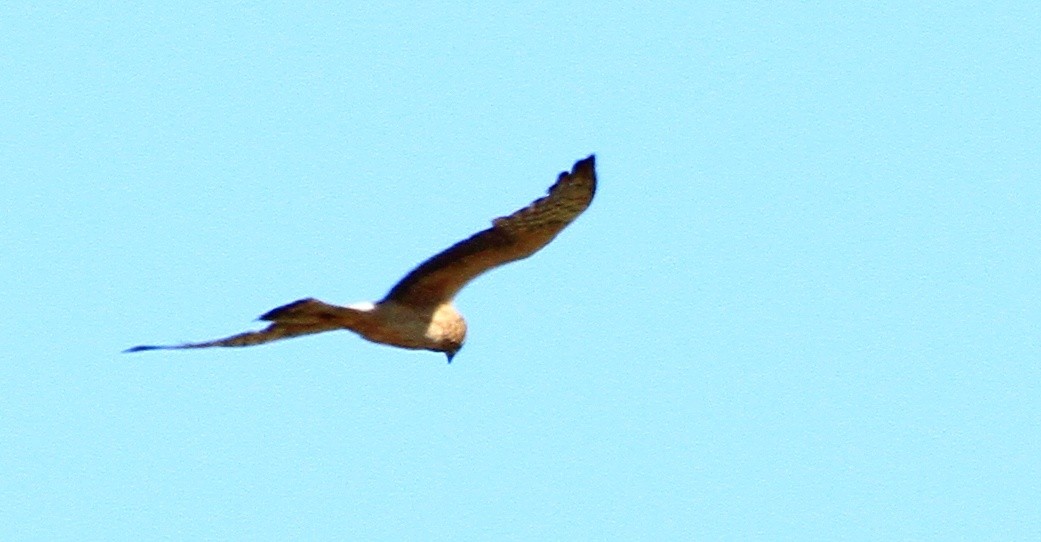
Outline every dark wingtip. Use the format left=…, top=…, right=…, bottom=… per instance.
left=123, top=345, right=164, bottom=353
left=571, top=154, right=596, bottom=178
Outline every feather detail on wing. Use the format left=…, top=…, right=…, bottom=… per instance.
left=382, top=155, right=597, bottom=307
left=123, top=298, right=362, bottom=352
left=123, top=322, right=341, bottom=352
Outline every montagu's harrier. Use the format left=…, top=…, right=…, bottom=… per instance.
left=126, top=155, right=597, bottom=362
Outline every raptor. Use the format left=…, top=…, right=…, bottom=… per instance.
left=126, top=155, right=597, bottom=362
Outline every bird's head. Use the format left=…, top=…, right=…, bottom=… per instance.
left=429, top=304, right=466, bottom=363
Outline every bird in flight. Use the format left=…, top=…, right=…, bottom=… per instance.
left=125, top=155, right=597, bottom=362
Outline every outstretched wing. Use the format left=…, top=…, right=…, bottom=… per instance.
left=124, top=298, right=356, bottom=352
left=123, top=322, right=341, bottom=352
left=382, top=155, right=597, bottom=308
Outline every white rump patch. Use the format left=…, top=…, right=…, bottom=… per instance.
left=346, top=301, right=376, bottom=311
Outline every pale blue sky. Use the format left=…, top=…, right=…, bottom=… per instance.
left=3, top=2, right=1040, bottom=540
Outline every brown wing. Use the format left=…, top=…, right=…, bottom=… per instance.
left=123, top=322, right=341, bottom=352
left=382, top=155, right=597, bottom=307
left=123, top=298, right=357, bottom=352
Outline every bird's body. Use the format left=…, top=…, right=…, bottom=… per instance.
left=340, top=301, right=466, bottom=356
left=126, top=155, right=597, bottom=362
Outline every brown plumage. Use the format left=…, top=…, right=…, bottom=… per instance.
left=125, top=155, right=597, bottom=362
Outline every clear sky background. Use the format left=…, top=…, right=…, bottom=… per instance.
left=3, top=2, right=1039, bottom=540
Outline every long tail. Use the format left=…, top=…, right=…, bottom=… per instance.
left=124, top=298, right=366, bottom=352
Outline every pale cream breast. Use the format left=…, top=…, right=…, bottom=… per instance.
left=426, top=304, right=467, bottom=347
